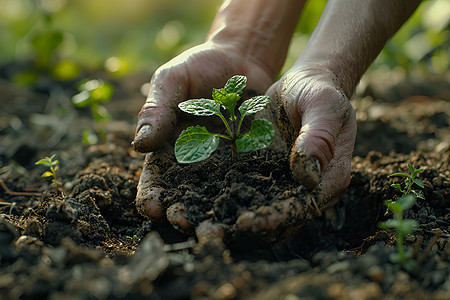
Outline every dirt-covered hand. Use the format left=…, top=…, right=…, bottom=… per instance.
left=133, top=42, right=273, bottom=226
left=266, top=65, right=357, bottom=209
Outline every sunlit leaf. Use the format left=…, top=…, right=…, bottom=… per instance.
left=175, top=126, right=219, bottom=163
left=224, top=75, right=247, bottom=94
left=42, top=171, right=53, bottom=178
left=239, top=96, right=271, bottom=117
left=178, top=99, right=220, bottom=116
left=236, top=119, right=274, bottom=152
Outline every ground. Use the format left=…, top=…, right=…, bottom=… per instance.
left=0, top=68, right=449, bottom=300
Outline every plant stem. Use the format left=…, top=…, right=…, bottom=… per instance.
left=217, top=113, right=233, bottom=138
left=231, top=140, right=238, bottom=163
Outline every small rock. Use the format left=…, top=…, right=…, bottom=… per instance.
left=326, top=261, right=350, bottom=274
left=367, top=265, right=385, bottom=283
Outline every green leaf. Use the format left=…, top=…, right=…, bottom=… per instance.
left=224, top=75, right=247, bottom=94
left=386, top=202, right=403, bottom=214
left=35, top=158, right=50, bottom=166
left=0, top=201, right=12, bottom=206
left=378, top=219, right=401, bottom=229
left=408, top=163, right=415, bottom=175
left=397, top=194, right=416, bottom=210
left=71, top=91, right=91, bottom=107
left=388, top=172, right=410, bottom=178
left=212, top=88, right=239, bottom=120
left=178, top=99, right=220, bottom=116
left=236, top=119, right=274, bottom=152
left=412, top=168, right=424, bottom=178
left=91, top=82, right=114, bottom=102
left=397, top=219, right=418, bottom=235
left=411, top=189, right=425, bottom=200
left=390, top=183, right=404, bottom=193
left=413, top=178, right=424, bottom=188
left=175, top=126, right=219, bottom=163
left=239, top=96, right=271, bottom=117
left=42, top=171, right=53, bottom=178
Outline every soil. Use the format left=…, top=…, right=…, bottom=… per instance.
left=0, top=68, right=449, bottom=300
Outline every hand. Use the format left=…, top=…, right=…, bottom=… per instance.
left=133, top=41, right=274, bottom=228
left=267, top=64, right=357, bottom=209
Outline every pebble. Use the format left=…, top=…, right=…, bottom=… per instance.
left=367, top=265, right=385, bottom=283
left=327, top=261, right=351, bottom=274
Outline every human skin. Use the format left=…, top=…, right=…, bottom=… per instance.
left=133, top=0, right=422, bottom=231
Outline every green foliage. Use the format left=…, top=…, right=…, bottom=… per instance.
left=378, top=164, right=424, bottom=271
left=72, top=79, right=114, bottom=144
left=35, top=154, right=61, bottom=187
left=175, top=75, right=274, bottom=163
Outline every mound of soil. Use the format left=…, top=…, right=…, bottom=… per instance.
left=0, top=70, right=449, bottom=299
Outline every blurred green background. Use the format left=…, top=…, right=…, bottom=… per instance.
left=0, top=0, right=448, bottom=83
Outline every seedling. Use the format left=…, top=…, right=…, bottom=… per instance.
left=35, top=154, right=61, bottom=188
left=174, top=75, right=274, bottom=163
left=72, top=79, right=114, bottom=144
left=378, top=164, right=424, bottom=271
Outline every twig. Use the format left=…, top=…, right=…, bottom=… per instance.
left=416, top=230, right=442, bottom=267
left=0, top=179, right=42, bottom=197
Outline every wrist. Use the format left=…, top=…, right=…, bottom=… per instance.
left=206, top=0, right=305, bottom=79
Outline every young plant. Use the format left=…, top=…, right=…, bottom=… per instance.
left=174, top=75, right=274, bottom=163
left=72, top=79, right=114, bottom=144
left=378, top=164, right=424, bottom=271
left=35, top=154, right=61, bottom=188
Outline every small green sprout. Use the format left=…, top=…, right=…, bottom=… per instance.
left=378, top=163, right=424, bottom=271
left=35, top=154, right=61, bottom=188
left=174, top=75, right=274, bottom=163
left=72, top=79, right=114, bottom=144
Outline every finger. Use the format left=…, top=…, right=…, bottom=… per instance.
left=313, top=109, right=356, bottom=206
left=235, top=196, right=308, bottom=247
left=133, top=65, right=188, bottom=153
left=136, top=151, right=173, bottom=220
left=194, top=220, right=226, bottom=254
left=290, top=88, right=354, bottom=189
left=166, top=203, right=194, bottom=234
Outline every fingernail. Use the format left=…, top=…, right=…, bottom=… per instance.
left=134, top=125, right=152, bottom=142
left=133, top=125, right=152, bottom=151
left=290, top=151, right=321, bottom=189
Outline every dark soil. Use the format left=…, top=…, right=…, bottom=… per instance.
left=0, top=69, right=449, bottom=299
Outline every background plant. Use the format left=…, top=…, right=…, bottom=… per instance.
left=35, top=154, right=61, bottom=188
left=378, top=163, right=424, bottom=271
left=174, top=75, right=274, bottom=163
left=71, top=78, right=114, bottom=144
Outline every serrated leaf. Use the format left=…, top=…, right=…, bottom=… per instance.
left=175, top=126, right=219, bottom=163
left=236, top=119, right=274, bottom=152
left=178, top=99, right=220, bottom=116
left=239, top=95, right=271, bottom=117
left=413, top=178, right=424, bottom=188
left=224, top=75, right=247, bottom=94
left=212, top=88, right=239, bottom=120
left=397, top=194, right=416, bottom=210
left=411, top=189, right=425, bottom=200
left=42, top=171, right=53, bottom=178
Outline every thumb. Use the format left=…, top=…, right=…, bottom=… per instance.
left=133, top=66, right=188, bottom=152
left=290, top=87, right=354, bottom=190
